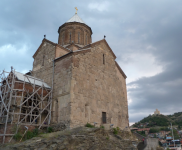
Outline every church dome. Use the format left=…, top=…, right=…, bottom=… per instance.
left=58, top=12, right=92, bottom=47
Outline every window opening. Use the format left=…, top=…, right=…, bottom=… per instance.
left=102, top=112, right=106, bottom=124
left=85, top=34, right=88, bottom=45
left=78, top=32, right=80, bottom=44
left=42, top=55, right=45, bottom=66
left=69, top=32, right=72, bottom=43
left=62, top=33, right=64, bottom=45
left=103, top=54, right=105, bottom=64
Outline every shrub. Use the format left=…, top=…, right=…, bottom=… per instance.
left=116, top=127, right=120, bottom=131
left=13, top=132, right=22, bottom=141
left=24, top=128, right=39, bottom=140
left=85, top=123, right=94, bottom=128
left=33, top=128, right=39, bottom=136
left=25, top=131, right=34, bottom=139
left=113, top=128, right=118, bottom=135
left=100, top=125, right=104, bottom=129
left=47, top=127, right=53, bottom=133
left=106, top=137, right=109, bottom=140
left=149, top=128, right=159, bottom=133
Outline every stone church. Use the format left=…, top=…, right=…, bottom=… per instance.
left=32, top=12, right=129, bottom=129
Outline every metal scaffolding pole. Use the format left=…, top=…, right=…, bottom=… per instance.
left=0, top=68, right=52, bottom=144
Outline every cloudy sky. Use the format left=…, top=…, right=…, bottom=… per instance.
left=0, top=0, right=182, bottom=125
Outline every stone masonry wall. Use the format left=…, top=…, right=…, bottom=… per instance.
left=55, top=45, right=69, bottom=59
left=70, top=42, right=129, bottom=129
left=32, top=40, right=55, bottom=87
left=53, top=56, right=72, bottom=128
left=32, top=40, right=56, bottom=123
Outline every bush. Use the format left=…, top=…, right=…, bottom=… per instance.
left=160, top=127, right=170, bottom=131
left=137, top=131, right=146, bottom=137
left=47, top=127, right=53, bottom=133
left=24, top=128, right=39, bottom=140
left=113, top=128, right=118, bottom=134
left=149, top=128, right=159, bottom=133
left=13, top=132, right=22, bottom=141
left=113, top=127, right=120, bottom=135
left=25, top=131, right=34, bottom=139
left=85, top=123, right=94, bottom=128
left=100, top=125, right=104, bottom=129
left=33, top=128, right=39, bottom=136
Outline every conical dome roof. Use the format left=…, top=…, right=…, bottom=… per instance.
left=66, top=14, right=86, bottom=25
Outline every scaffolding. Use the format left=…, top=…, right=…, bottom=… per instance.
left=0, top=68, right=52, bottom=144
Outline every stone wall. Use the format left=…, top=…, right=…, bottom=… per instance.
left=55, top=45, right=69, bottom=58
left=32, top=40, right=55, bottom=87
left=53, top=55, right=72, bottom=127
left=69, top=41, right=129, bottom=129
left=32, top=39, right=56, bottom=123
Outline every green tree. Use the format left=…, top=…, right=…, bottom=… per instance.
left=150, top=128, right=159, bottom=133
left=169, top=129, right=180, bottom=139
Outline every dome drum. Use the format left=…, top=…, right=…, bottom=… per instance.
left=58, top=22, right=92, bottom=46
left=58, top=14, right=92, bottom=47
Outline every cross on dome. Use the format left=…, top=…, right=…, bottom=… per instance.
left=75, top=7, right=78, bottom=14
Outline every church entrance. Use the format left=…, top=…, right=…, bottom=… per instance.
left=102, top=112, right=106, bottom=124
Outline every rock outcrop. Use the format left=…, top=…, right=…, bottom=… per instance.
left=2, top=127, right=138, bottom=150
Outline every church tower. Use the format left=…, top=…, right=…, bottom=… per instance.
left=58, top=11, right=92, bottom=47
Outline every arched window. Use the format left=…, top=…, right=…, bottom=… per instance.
left=62, top=33, right=64, bottom=45
left=69, top=32, right=72, bottom=43
left=85, top=34, right=88, bottom=45
left=78, top=32, right=80, bottom=44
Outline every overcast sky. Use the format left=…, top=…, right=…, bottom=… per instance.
left=0, top=0, right=182, bottom=125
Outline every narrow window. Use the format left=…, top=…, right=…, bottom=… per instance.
left=42, top=55, right=45, bottom=66
left=69, top=32, right=72, bottom=43
left=85, top=34, right=87, bottom=45
left=103, top=54, right=105, bottom=64
left=78, top=32, right=80, bottom=44
left=62, top=33, right=64, bottom=45
left=102, top=112, right=106, bottom=124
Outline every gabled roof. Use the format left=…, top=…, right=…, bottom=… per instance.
left=66, top=14, right=86, bottom=25
left=115, top=62, right=127, bottom=79
left=33, top=38, right=71, bottom=58
left=65, top=43, right=81, bottom=49
left=14, top=71, right=51, bottom=89
left=79, top=39, right=117, bottom=59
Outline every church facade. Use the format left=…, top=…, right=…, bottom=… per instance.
left=32, top=12, right=129, bottom=129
